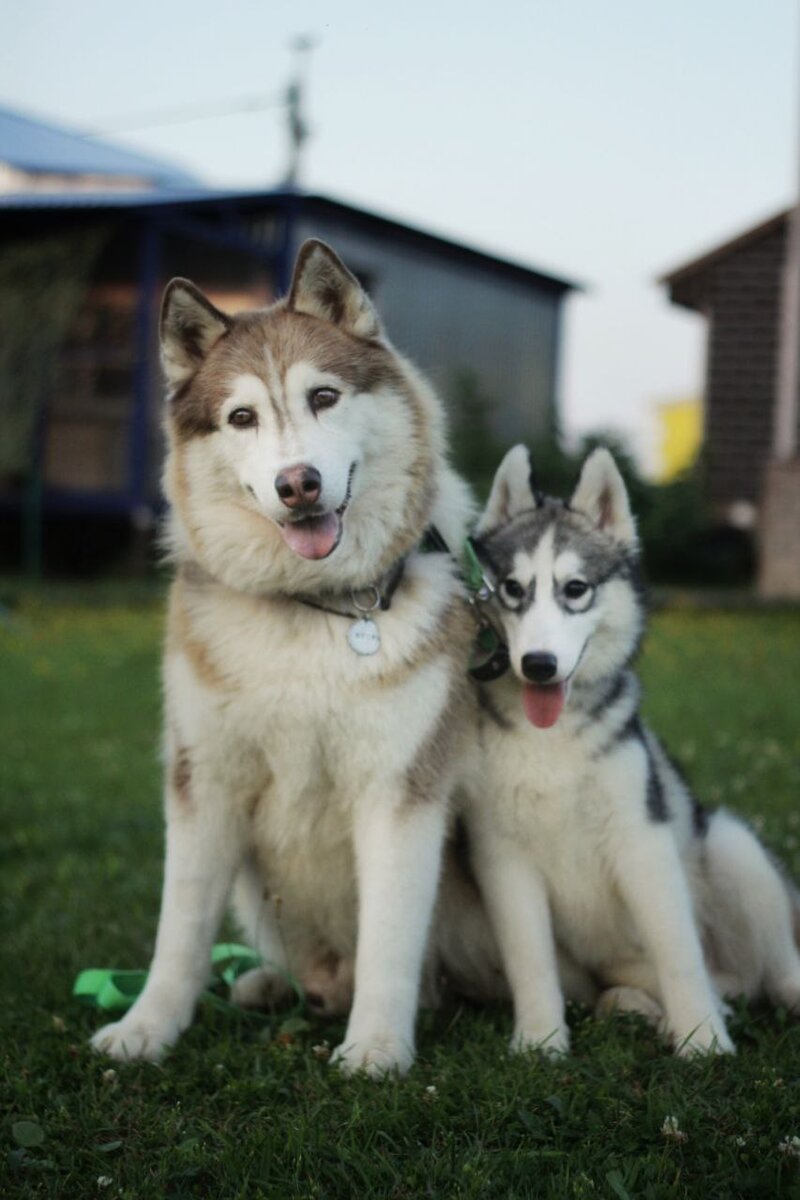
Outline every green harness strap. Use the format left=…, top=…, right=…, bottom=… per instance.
left=462, top=536, right=488, bottom=595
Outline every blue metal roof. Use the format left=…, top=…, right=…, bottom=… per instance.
left=0, top=186, right=243, bottom=208
left=0, top=104, right=197, bottom=186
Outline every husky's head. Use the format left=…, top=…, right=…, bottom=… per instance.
left=473, top=445, right=644, bottom=729
left=160, top=240, right=445, bottom=594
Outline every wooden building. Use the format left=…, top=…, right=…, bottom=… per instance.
left=661, top=210, right=792, bottom=527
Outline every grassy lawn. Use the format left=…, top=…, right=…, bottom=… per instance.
left=3, top=587, right=800, bottom=1198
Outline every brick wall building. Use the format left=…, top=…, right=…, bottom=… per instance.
left=661, top=211, right=794, bottom=527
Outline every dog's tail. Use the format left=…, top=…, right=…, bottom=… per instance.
left=703, top=809, right=800, bottom=1007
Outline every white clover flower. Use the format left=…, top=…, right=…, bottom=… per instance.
left=661, top=1115, right=688, bottom=1144
left=778, top=1136, right=800, bottom=1159
left=97, top=1178, right=113, bottom=1190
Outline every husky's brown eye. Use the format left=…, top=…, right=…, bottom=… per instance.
left=309, top=386, right=340, bottom=414
left=564, top=579, right=589, bottom=599
left=228, top=407, right=257, bottom=429
left=501, top=578, right=525, bottom=603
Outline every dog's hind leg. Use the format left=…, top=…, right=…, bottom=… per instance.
left=231, top=859, right=355, bottom=1016
left=704, top=810, right=800, bottom=1013
left=595, top=986, right=665, bottom=1030
left=229, top=856, right=295, bottom=1010
left=598, top=740, right=733, bottom=1056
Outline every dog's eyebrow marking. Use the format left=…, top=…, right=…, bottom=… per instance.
left=226, top=372, right=271, bottom=422
left=554, top=549, right=583, bottom=580
left=262, top=348, right=288, bottom=431
left=512, top=524, right=556, bottom=593
left=510, top=549, right=537, bottom=588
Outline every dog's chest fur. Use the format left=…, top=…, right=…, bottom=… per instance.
left=476, top=685, right=644, bottom=969
left=165, top=553, right=470, bottom=950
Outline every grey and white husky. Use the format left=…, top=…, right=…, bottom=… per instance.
left=459, top=444, right=800, bottom=1056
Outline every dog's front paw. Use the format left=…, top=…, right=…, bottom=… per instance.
left=673, top=1018, right=735, bottom=1058
left=330, top=1032, right=414, bottom=1078
left=510, top=1023, right=570, bottom=1058
left=90, top=1011, right=183, bottom=1063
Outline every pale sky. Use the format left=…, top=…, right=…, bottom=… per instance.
left=2, top=0, right=796, bottom=471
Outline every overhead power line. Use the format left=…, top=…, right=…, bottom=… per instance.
left=89, top=91, right=284, bottom=136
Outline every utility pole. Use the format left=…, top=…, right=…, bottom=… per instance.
left=284, top=36, right=315, bottom=189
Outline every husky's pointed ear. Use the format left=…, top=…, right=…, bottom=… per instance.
left=287, top=239, right=382, bottom=339
left=160, top=279, right=231, bottom=389
left=570, top=448, right=636, bottom=544
left=476, top=445, right=539, bottom=533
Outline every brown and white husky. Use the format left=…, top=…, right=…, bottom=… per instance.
left=90, top=240, right=476, bottom=1076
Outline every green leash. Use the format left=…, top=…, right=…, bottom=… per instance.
left=462, top=536, right=491, bottom=598
left=462, top=536, right=510, bottom=682
left=73, top=943, right=305, bottom=1020
left=423, top=526, right=509, bottom=681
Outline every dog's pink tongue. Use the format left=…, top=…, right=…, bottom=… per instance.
left=280, top=513, right=340, bottom=560
left=522, top=683, right=566, bottom=729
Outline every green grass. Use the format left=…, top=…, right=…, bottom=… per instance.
left=3, top=587, right=800, bottom=1198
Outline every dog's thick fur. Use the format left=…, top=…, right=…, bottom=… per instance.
left=90, top=241, right=476, bottom=1076
left=458, top=445, right=800, bottom=1056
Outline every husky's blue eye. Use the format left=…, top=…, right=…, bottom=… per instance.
left=309, top=386, right=341, bottom=413
left=229, top=407, right=257, bottom=428
left=564, top=579, right=589, bottom=600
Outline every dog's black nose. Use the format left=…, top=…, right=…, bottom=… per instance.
left=275, top=464, right=321, bottom=508
left=521, top=652, right=558, bottom=683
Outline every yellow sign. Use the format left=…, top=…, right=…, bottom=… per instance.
left=656, top=399, right=702, bottom=482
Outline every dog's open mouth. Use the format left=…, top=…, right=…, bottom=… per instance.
left=522, top=682, right=568, bottom=730
left=278, top=463, right=356, bottom=561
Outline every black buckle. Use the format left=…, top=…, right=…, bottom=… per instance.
left=468, top=623, right=510, bottom=682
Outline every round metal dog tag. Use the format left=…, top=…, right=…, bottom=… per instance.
left=347, top=618, right=381, bottom=655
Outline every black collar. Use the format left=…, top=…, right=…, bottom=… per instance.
left=294, top=555, right=407, bottom=621
left=289, top=523, right=510, bottom=682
